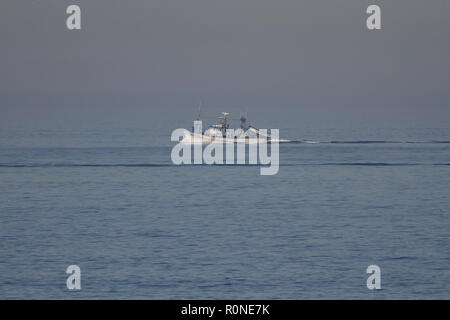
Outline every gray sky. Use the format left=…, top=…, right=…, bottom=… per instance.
left=1, top=0, right=449, bottom=129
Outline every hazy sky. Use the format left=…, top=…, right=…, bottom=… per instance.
left=1, top=0, right=449, bottom=129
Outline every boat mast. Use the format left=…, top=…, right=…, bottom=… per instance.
left=240, top=109, right=248, bottom=130
left=196, top=101, right=202, bottom=120
left=192, top=101, right=203, bottom=133
left=218, top=112, right=229, bottom=136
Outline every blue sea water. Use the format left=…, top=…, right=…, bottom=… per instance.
left=0, top=126, right=449, bottom=299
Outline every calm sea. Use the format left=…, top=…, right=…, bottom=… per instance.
left=0, top=127, right=449, bottom=299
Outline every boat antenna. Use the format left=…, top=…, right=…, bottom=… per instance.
left=240, top=107, right=248, bottom=129
left=196, top=101, right=202, bottom=121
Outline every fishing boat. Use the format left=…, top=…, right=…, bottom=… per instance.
left=183, top=106, right=290, bottom=144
